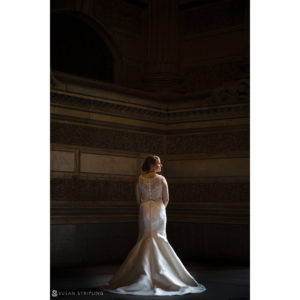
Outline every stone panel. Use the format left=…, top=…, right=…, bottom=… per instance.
left=80, top=153, right=140, bottom=175
left=51, top=150, right=75, bottom=172
left=167, top=158, right=249, bottom=177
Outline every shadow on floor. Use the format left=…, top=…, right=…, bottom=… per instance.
left=51, top=263, right=249, bottom=300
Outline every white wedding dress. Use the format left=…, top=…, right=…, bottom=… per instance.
left=100, top=174, right=206, bottom=296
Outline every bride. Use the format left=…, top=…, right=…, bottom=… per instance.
left=100, top=155, right=207, bottom=296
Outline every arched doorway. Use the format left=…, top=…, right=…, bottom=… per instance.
left=51, top=12, right=121, bottom=83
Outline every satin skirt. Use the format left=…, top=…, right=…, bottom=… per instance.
left=100, top=199, right=206, bottom=296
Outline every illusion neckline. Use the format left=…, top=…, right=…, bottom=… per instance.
left=141, top=173, right=159, bottom=179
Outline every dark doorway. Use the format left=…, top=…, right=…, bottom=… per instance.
left=51, top=13, right=114, bottom=82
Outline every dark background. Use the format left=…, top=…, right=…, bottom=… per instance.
left=50, top=0, right=250, bottom=269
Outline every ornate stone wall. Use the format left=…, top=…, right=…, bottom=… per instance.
left=51, top=122, right=163, bottom=153
left=50, top=72, right=249, bottom=267
left=51, top=178, right=135, bottom=202
left=169, top=181, right=249, bottom=203
left=167, top=130, right=249, bottom=154
left=50, top=0, right=250, bottom=267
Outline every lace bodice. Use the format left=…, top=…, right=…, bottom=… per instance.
left=138, top=174, right=168, bottom=204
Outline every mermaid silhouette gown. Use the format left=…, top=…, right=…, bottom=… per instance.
left=100, top=174, right=206, bottom=296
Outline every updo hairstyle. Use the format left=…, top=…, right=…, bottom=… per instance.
left=142, top=155, right=160, bottom=172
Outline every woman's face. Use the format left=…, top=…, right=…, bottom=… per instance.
left=152, top=158, right=163, bottom=173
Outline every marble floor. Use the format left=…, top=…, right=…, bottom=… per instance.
left=51, top=263, right=249, bottom=300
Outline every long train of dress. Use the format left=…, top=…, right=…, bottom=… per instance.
left=100, top=196, right=206, bottom=296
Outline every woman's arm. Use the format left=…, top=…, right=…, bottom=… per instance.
left=135, top=179, right=141, bottom=205
left=162, top=177, right=169, bottom=207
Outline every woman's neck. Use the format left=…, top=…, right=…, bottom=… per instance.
left=143, top=171, right=156, bottom=177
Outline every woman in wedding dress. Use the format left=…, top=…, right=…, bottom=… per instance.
left=100, top=155, right=206, bottom=296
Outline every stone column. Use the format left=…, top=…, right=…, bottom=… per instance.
left=144, top=0, right=181, bottom=94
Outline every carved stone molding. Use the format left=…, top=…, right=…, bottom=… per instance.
left=51, top=200, right=249, bottom=225
left=51, top=176, right=249, bottom=202
left=167, top=130, right=249, bottom=154
left=51, top=92, right=165, bottom=123
left=51, top=178, right=136, bottom=202
left=51, top=122, right=163, bottom=153
left=51, top=76, right=249, bottom=128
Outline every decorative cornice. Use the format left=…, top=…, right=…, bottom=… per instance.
left=51, top=92, right=165, bottom=122
left=51, top=91, right=249, bottom=125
